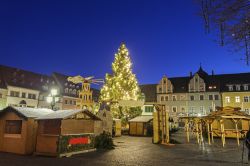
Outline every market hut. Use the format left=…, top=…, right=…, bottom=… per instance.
left=0, top=106, right=53, bottom=155
left=35, top=109, right=102, bottom=157
left=204, top=106, right=250, bottom=146
left=129, top=115, right=153, bottom=136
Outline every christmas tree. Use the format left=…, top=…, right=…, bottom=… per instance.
left=100, top=43, right=141, bottom=119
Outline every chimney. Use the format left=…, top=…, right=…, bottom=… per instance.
left=190, top=72, right=192, bottom=77
left=212, top=70, right=214, bottom=76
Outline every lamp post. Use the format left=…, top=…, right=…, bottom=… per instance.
left=46, top=88, right=60, bottom=110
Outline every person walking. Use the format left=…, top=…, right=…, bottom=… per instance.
left=246, top=129, right=250, bottom=162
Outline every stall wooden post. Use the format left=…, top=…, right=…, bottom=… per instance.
left=220, top=119, right=225, bottom=147
left=195, top=120, right=200, bottom=144
left=233, top=119, right=240, bottom=146
left=199, top=120, right=203, bottom=144
left=210, top=123, right=214, bottom=143
left=185, top=119, right=190, bottom=143
left=206, top=121, right=211, bottom=145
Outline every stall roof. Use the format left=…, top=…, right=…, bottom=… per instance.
left=37, top=109, right=101, bottom=120
left=0, top=106, right=54, bottom=119
left=129, top=115, right=153, bottom=123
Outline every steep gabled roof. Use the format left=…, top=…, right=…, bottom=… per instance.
left=0, top=65, right=56, bottom=92
left=169, top=77, right=190, bottom=93
left=140, top=84, right=157, bottom=102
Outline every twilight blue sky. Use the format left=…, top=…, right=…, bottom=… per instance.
left=1, top=0, right=249, bottom=86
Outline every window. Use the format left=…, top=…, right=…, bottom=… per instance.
left=214, top=95, right=219, bottom=100
left=172, top=106, right=177, bottom=113
left=73, top=101, right=76, bottom=105
left=181, top=107, right=185, bottom=112
left=0, top=93, right=2, bottom=98
left=244, top=85, right=249, bottom=91
left=145, top=106, right=154, bottom=113
left=159, top=87, right=162, bottom=92
left=21, top=92, right=26, bottom=98
left=244, top=96, right=249, bottom=102
left=235, top=96, right=240, bottom=103
left=236, top=85, right=241, bottom=91
left=64, top=88, right=68, bottom=93
left=10, top=91, right=19, bottom=97
left=65, top=100, right=68, bottom=104
left=172, top=95, right=177, bottom=101
left=28, top=93, right=36, bottom=99
left=165, top=96, right=169, bottom=101
left=209, top=95, right=213, bottom=100
left=163, top=80, right=166, bottom=84
left=161, top=96, right=164, bottom=101
left=190, top=95, right=194, bottom=101
left=200, top=106, right=204, bottom=115
left=69, top=100, right=73, bottom=105
left=228, top=85, right=233, bottom=91
left=225, top=96, right=230, bottom=103
left=5, top=120, right=22, bottom=134
left=199, top=95, right=204, bottom=100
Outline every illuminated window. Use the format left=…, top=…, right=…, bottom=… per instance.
left=145, top=106, right=154, bottom=113
left=235, top=96, right=240, bottom=103
left=225, top=96, right=230, bottom=103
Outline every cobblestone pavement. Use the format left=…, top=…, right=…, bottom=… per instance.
left=0, top=131, right=249, bottom=166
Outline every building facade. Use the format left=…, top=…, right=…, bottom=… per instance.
left=0, top=65, right=100, bottom=110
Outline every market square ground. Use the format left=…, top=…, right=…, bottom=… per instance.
left=0, top=131, right=248, bottom=166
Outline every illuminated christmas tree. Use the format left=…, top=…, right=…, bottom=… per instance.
left=100, top=43, right=141, bottom=119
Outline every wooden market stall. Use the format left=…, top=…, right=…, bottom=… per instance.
left=0, top=106, right=53, bottom=155
left=204, top=106, right=250, bottom=146
left=129, top=115, right=153, bottom=136
left=35, top=109, right=102, bottom=157
left=181, top=106, right=250, bottom=147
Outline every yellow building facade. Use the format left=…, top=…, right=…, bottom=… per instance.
left=222, top=92, right=250, bottom=114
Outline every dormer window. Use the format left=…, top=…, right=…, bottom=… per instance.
left=244, top=85, right=248, bottom=91
left=228, top=85, right=233, bottom=91
left=236, top=85, right=241, bottom=91
left=64, top=88, right=68, bottom=93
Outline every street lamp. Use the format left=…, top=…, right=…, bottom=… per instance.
left=46, top=88, right=60, bottom=110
